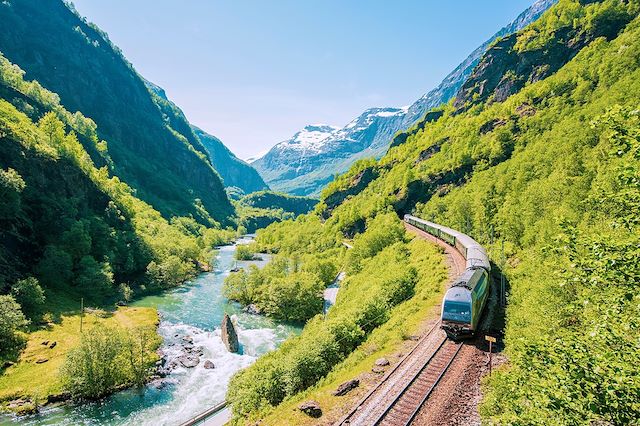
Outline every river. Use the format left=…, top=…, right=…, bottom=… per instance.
left=0, top=238, right=298, bottom=426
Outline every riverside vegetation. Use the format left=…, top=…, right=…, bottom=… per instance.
left=0, top=40, right=318, bottom=411
left=0, top=50, right=237, bottom=409
left=225, top=0, right=640, bottom=424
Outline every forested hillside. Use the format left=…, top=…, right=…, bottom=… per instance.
left=0, top=0, right=233, bottom=224
left=226, top=0, right=640, bottom=423
left=0, top=52, right=234, bottom=369
left=234, top=190, right=318, bottom=233
left=192, top=126, right=268, bottom=194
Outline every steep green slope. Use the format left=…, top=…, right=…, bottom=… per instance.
left=192, top=126, right=268, bottom=194
left=0, top=52, right=233, bottom=356
left=226, top=1, right=640, bottom=423
left=235, top=190, right=318, bottom=233
left=0, top=0, right=233, bottom=224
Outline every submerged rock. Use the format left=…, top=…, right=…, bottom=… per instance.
left=243, top=304, right=262, bottom=315
left=177, top=354, right=199, bottom=368
left=221, top=313, right=240, bottom=353
left=299, top=401, right=322, bottom=418
left=332, top=379, right=359, bottom=396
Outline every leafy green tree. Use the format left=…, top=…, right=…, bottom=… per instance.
left=235, top=245, right=256, bottom=261
left=36, top=245, right=73, bottom=288
left=61, top=326, right=126, bottom=399
left=75, top=255, right=114, bottom=298
left=0, top=167, right=25, bottom=220
left=10, top=277, right=45, bottom=320
left=0, top=295, right=29, bottom=358
left=118, top=283, right=133, bottom=303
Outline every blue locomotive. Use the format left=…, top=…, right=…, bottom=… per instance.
left=404, top=215, right=491, bottom=339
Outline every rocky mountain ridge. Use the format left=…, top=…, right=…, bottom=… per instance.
left=252, top=0, right=557, bottom=196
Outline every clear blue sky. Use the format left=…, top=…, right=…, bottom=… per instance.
left=72, top=0, right=534, bottom=159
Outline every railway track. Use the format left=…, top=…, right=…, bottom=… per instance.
left=335, top=223, right=468, bottom=426
left=337, top=324, right=463, bottom=426
left=372, top=339, right=463, bottom=425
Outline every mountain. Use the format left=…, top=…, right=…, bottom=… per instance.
left=0, top=0, right=233, bottom=224
left=191, top=126, right=268, bottom=195
left=252, top=0, right=557, bottom=196
left=142, top=80, right=268, bottom=195
left=227, top=0, right=640, bottom=423
left=0, top=50, right=232, bottom=300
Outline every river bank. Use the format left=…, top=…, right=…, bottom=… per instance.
left=0, top=237, right=299, bottom=426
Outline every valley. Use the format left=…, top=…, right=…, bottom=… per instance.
left=1, top=0, right=639, bottom=425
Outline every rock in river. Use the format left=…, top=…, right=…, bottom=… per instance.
left=177, top=354, right=199, bottom=368
left=221, top=313, right=240, bottom=353
left=204, top=360, right=215, bottom=369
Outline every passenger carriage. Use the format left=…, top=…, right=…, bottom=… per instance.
left=404, top=215, right=491, bottom=339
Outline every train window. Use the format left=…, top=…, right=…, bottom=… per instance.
left=442, top=301, right=471, bottom=323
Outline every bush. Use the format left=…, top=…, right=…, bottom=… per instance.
left=235, top=245, right=256, bottom=261
left=61, top=324, right=157, bottom=399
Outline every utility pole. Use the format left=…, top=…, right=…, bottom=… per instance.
left=80, top=297, right=84, bottom=333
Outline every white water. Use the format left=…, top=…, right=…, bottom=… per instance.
left=0, top=240, right=299, bottom=426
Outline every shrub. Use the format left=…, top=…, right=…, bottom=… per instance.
left=61, top=324, right=157, bottom=399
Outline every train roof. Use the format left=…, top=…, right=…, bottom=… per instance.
left=452, top=267, right=486, bottom=292
left=404, top=215, right=491, bottom=272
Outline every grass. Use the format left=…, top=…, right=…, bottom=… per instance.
left=0, top=290, right=158, bottom=408
left=257, top=237, right=448, bottom=425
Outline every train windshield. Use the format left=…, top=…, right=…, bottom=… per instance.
left=442, top=301, right=471, bottom=323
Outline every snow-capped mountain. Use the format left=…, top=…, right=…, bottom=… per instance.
left=277, top=124, right=340, bottom=154
left=253, top=0, right=557, bottom=196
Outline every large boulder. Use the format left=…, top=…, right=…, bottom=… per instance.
left=177, top=354, right=199, bottom=368
left=332, top=379, right=360, bottom=396
left=299, top=401, right=322, bottom=418
left=221, top=313, right=240, bottom=353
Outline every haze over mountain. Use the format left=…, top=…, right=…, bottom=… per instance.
left=252, top=0, right=557, bottom=196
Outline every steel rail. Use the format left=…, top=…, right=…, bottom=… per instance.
left=369, top=340, right=461, bottom=425
left=403, top=342, right=463, bottom=426
left=336, top=320, right=442, bottom=425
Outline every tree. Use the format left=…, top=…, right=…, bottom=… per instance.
left=0, top=295, right=29, bottom=358
left=61, top=326, right=125, bottom=399
left=11, top=277, right=45, bottom=319
left=36, top=245, right=73, bottom=288
left=75, top=255, right=114, bottom=299
left=118, top=283, right=133, bottom=304
left=0, top=168, right=25, bottom=220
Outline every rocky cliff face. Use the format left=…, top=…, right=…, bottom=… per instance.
left=453, top=1, right=634, bottom=111
left=252, top=0, right=557, bottom=196
left=0, top=0, right=233, bottom=224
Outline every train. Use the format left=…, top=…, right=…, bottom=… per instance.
left=404, top=215, right=491, bottom=339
